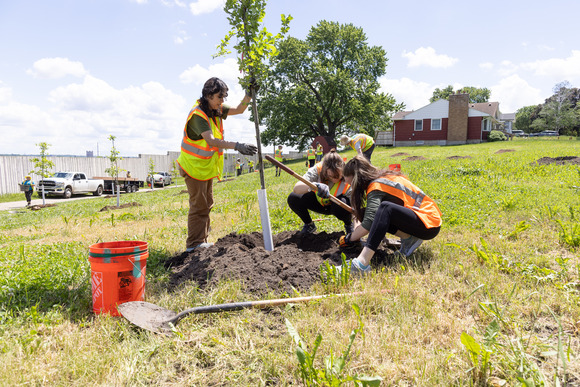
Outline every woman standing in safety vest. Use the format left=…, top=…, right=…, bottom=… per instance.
left=337, top=155, right=442, bottom=274
left=287, top=149, right=353, bottom=235
left=274, top=145, right=283, bottom=177
left=307, top=145, right=316, bottom=167
left=339, top=133, right=376, bottom=161
left=177, top=77, right=257, bottom=253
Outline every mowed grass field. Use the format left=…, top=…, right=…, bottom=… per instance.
left=0, top=138, right=579, bottom=385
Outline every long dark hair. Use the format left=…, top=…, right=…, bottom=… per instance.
left=319, top=149, right=344, bottom=186
left=343, top=155, right=401, bottom=221
left=198, top=77, right=229, bottom=118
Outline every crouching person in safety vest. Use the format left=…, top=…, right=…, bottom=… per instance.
left=336, top=155, right=442, bottom=275
left=177, top=77, right=258, bottom=253
left=287, top=149, right=353, bottom=235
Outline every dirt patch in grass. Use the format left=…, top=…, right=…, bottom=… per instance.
left=165, top=231, right=402, bottom=295
left=29, top=203, right=57, bottom=211
left=403, top=156, right=428, bottom=161
left=99, top=202, right=143, bottom=212
left=534, top=156, right=580, bottom=166
left=495, top=149, right=516, bottom=154
left=391, top=152, right=410, bottom=157
left=447, top=156, right=472, bottom=160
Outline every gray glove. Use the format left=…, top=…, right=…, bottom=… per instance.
left=313, top=182, right=330, bottom=198
left=235, top=142, right=257, bottom=156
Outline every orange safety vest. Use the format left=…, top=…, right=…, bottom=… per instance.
left=307, top=148, right=316, bottom=160
left=275, top=149, right=283, bottom=161
left=366, top=174, right=442, bottom=228
left=315, top=162, right=350, bottom=206
left=177, top=101, right=224, bottom=181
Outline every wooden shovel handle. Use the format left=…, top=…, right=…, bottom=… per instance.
left=265, top=155, right=353, bottom=213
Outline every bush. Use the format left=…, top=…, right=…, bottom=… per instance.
left=488, top=130, right=507, bottom=142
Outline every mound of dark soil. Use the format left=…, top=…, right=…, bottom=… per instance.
left=495, top=149, right=516, bottom=154
left=447, top=156, right=472, bottom=160
left=535, top=156, right=580, bottom=165
left=166, top=231, right=401, bottom=295
left=403, top=156, right=427, bottom=161
left=391, top=152, right=410, bottom=157
left=99, top=202, right=142, bottom=212
left=29, top=203, right=57, bottom=211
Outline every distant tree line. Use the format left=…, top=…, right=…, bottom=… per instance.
left=516, top=81, right=580, bottom=136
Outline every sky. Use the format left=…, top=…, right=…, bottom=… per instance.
left=1, top=0, right=580, bottom=157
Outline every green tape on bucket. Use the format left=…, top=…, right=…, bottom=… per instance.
left=89, top=251, right=145, bottom=259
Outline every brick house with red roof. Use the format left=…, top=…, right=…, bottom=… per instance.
left=392, top=92, right=505, bottom=146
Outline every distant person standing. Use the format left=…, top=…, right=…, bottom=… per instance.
left=307, top=144, right=316, bottom=167
left=340, top=133, right=376, bottom=161
left=21, top=175, right=35, bottom=207
left=315, top=142, right=324, bottom=162
left=177, top=77, right=257, bottom=253
left=236, top=158, right=243, bottom=176
left=248, top=160, right=254, bottom=173
left=274, top=145, right=283, bottom=177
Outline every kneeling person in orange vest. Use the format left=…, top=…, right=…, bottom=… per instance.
left=177, top=77, right=258, bottom=253
left=336, top=155, right=442, bottom=275
left=287, top=149, right=353, bottom=235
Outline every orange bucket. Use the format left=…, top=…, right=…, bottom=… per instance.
left=389, top=164, right=401, bottom=172
left=88, top=241, right=148, bottom=316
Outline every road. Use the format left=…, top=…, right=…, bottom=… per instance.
left=0, top=185, right=180, bottom=212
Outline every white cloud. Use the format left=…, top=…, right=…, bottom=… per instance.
left=27, top=57, right=88, bottom=79
left=173, top=20, right=190, bottom=45
left=0, top=81, right=12, bottom=103
left=521, top=50, right=580, bottom=82
left=479, top=62, right=494, bottom=71
left=1, top=75, right=190, bottom=156
left=379, top=77, right=433, bottom=111
left=402, top=47, right=458, bottom=69
left=130, top=0, right=148, bottom=3
left=490, top=75, right=543, bottom=112
left=189, top=0, right=225, bottom=15
left=179, top=58, right=240, bottom=86
left=497, top=60, right=518, bottom=77
left=161, top=0, right=187, bottom=7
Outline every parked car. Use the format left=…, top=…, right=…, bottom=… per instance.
left=539, top=130, right=559, bottom=136
left=147, top=172, right=172, bottom=186
left=37, top=172, right=104, bottom=199
left=511, top=130, right=525, bottom=137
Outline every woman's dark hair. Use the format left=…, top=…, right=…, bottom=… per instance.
left=198, top=77, right=229, bottom=118
left=319, top=149, right=344, bottom=186
left=343, top=155, right=401, bottom=221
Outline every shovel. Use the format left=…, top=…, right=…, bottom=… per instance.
left=265, top=155, right=353, bottom=213
left=118, top=291, right=377, bottom=334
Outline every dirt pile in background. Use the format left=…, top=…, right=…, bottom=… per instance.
left=165, top=231, right=400, bottom=295
left=403, top=156, right=428, bottom=161
left=534, top=156, right=580, bottom=166
left=99, top=202, right=142, bottom=212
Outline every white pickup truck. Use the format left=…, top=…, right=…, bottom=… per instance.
left=37, top=172, right=104, bottom=199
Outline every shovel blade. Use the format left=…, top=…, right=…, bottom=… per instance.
left=117, top=301, right=178, bottom=334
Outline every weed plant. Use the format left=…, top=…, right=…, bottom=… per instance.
left=0, top=138, right=579, bottom=384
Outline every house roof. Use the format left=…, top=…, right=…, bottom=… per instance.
left=393, top=99, right=491, bottom=120
left=469, top=102, right=499, bottom=118
left=393, top=111, right=412, bottom=119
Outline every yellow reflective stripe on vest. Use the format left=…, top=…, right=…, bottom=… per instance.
left=372, top=177, right=425, bottom=210
left=180, top=139, right=216, bottom=158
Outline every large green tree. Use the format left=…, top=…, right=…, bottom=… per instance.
left=515, top=105, right=538, bottom=133
left=256, top=21, right=403, bottom=150
left=531, top=81, right=580, bottom=135
left=430, top=85, right=491, bottom=103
